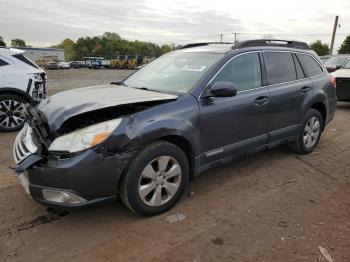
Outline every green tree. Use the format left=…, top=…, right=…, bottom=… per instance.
left=52, top=38, right=75, bottom=61
left=310, top=40, right=330, bottom=56
left=0, top=36, right=6, bottom=46
left=52, top=32, right=174, bottom=60
left=338, top=35, right=350, bottom=54
left=11, top=38, right=26, bottom=47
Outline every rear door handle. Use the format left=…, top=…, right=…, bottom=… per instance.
left=254, top=96, right=269, bottom=106
left=301, top=86, right=311, bottom=94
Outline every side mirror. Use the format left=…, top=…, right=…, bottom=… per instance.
left=336, top=65, right=342, bottom=69
left=205, top=81, right=237, bottom=98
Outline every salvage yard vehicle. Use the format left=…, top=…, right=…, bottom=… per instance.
left=332, top=60, right=350, bottom=101
left=0, top=47, right=46, bottom=131
left=13, top=39, right=337, bottom=216
left=46, top=62, right=59, bottom=70
left=324, top=55, right=350, bottom=73
left=68, top=61, right=82, bottom=69
left=57, top=62, right=70, bottom=69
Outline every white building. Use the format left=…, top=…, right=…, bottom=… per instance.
left=17, top=47, right=64, bottom=65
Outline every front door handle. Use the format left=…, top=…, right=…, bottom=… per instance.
left=254, top=96, right=269, bottom=106
left=301, top=86, right=311, bottom=94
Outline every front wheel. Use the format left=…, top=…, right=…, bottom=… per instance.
left=289, top=109, right=323, bottom=154
left=0, top=94, right=26, bottom=132
left=120, top=141, right=189, bottom=216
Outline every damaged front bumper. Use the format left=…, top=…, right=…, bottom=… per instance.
left=13, top=124, right=135, bottom=210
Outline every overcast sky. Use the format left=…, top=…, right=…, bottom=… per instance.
left=1, top=0, right=349, bottom=53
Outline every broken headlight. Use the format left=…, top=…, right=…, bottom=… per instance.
left=48, top=118, right=122, bottom=153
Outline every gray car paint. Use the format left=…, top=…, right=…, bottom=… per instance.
left=15, top=43, right=337, bottom=209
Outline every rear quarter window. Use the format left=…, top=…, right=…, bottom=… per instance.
left=0, top=58, right=9, bottom=67
left=264, top=52, right=297, bottom=85
left=297, top=54, right=323, bottom=77
left=12, top=54, right=39, bottom=69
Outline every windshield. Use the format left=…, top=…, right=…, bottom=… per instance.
left=343, top=61, right=350, bottom=69
left=325, top=56, right=349, bottom=66
left=123, top=52, right=224, bottom=93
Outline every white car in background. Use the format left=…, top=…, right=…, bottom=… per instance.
left=57, top=62, right=70, bottom=69
left=0, top=47, right=46, bottom=131
left=332, top=60, right=350, bottom=102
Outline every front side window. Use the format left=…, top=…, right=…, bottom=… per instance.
left=264, top=52, right=296, bottom=85
left=210, top=52, right=262, bottom=91
left=297, top=54, right=323, bottom=77
left=124, top=52, right=224, bottom=93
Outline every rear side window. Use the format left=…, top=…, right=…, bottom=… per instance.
left=0, top=58, right=9, bottom=67
left=264, top=52, right=296, bottom=85
left=297, top=54, right=323, bottom=77
left=12, top=54, right=39, bottom=68
left=211, top=52, right=262, bottom=92
left=293, top=54, right=305, bottom=79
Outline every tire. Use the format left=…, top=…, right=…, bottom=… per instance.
left=289, top=109, right=323, bottom=154
left=120, top=141, right=189, bottom=216
left=0, top=94, right=26, bottom=132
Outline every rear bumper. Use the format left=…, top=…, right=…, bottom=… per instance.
left=336, top=78, right=350, bottom=101
left=21, top=149, right=134, bottom=210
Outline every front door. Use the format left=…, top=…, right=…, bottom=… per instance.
left=199, top=52, right=270, bottom=164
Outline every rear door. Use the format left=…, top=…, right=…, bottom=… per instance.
left=263, top=51, right=312, bottom=142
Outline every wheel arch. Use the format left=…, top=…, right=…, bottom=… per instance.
left=0, top=87, right=35, bottom=105
left=310, top=102, right=327, bottom=130
left=157, top=135, right=196, bottom=179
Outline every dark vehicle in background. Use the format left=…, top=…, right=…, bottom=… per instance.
left=13, top=40, right=337, bottom=216
left=332, top=60, right=350, bottom=101
left=45, top=62, right=59, bottom=70
left=69, top=61, right=82, bottom=69
left=324, top=55, right=350, bottom=72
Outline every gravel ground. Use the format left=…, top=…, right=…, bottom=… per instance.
left=0, top=69, right=350, bottom=262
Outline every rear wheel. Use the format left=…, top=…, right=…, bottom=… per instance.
left=289, top=108, right=323, bottom=154
left=120, top=141, right=189, bottom=216
left=0, top=94, right=26, bottom=132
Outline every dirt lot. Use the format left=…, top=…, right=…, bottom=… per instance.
left=1, top=69, right=350, bottom=262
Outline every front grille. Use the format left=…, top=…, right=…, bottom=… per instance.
left=13, top=124, right=39, bottom=164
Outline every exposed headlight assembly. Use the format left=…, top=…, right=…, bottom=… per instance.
left=49, top=118, right=122, bottom=153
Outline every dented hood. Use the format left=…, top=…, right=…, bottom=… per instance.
left=37, top=84, right=177, bottom=132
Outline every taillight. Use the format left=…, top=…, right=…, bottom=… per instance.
left=330, top=76, right=336, bottom=88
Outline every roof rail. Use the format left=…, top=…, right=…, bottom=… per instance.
left=232, top=39, right=309, bottom=50
left=180, top=42, right=234, bottom=49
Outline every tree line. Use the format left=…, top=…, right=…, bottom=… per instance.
left=51, top=32, right=175, bottom=61
left=2, top=33, right=350, bottom=59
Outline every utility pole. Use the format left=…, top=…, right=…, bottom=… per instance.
left=219, top=34, right=223, bottom=43
left=232, top=33, right=239, bottom=43
left=330, top=15, right=339, bottom=55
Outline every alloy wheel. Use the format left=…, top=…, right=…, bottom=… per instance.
left=138, top=156, right=182, bottom=207
left=303, top=116, right=320, bottom=149
left=0, top=100, right=25, bottom=130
